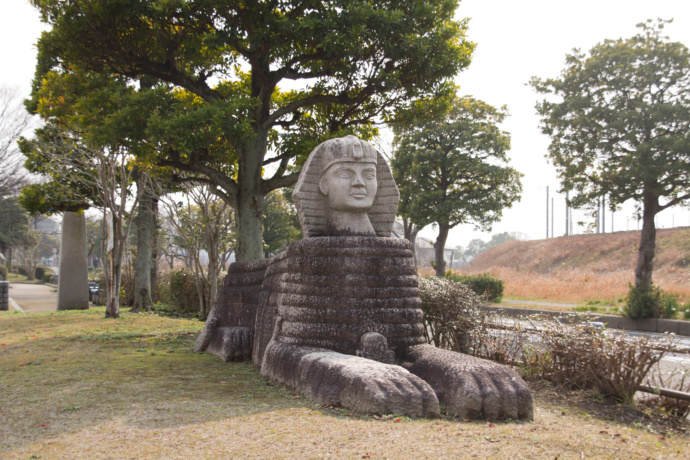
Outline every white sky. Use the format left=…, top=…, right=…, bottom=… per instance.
left=2, top=0, right=690, bottom=249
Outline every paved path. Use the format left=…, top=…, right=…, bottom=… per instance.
left=8, top=283, right=58, bottom=313
left=501, top=298, right=579, bottom=308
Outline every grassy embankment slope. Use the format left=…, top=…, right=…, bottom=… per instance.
left=459, top=227, right=690, bottom=305
left=1, top=307, right=687, bottom=458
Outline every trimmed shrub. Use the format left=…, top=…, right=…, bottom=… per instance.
left=42, top=273, right=52, bottom=283
left=624, top=284, right=662, bottom=319
left=168, top=268, right=200, bottom=312
left=18, top=265, right=34, bottom=280
left=0, top=264, right=6, bottom=280
left=418, top=276, right=485, bottom=352
left=35, top=266, right=47, bottom=281
left=447, top=273, right=504, bottom=302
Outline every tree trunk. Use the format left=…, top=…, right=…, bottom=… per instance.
left=234, top=136, right=266, bottom=262
left=132, top=186, right=155, bottom=313
left=150, top=195, right=159, bottom=303
left=634, top=193, right=660, bottom=290
left=402, top=217, right=419, bottom=268
left=434, top=223, right=450, bottom=277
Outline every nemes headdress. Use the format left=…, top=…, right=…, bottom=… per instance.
left=293, top=135, right=400, bottom=237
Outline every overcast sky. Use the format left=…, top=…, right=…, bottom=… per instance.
left=2, top=1, right=690, bottom=248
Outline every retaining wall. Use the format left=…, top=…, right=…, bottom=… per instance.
left=0, top=281, right=8, bottom=311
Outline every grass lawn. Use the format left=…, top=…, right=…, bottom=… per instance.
left=1, top=308, right=687, bottom=459
left=4, top=273, right=47, bottom=285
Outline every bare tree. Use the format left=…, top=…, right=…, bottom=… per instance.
left=21, top=125, right=149, bottom=318
left=161, top=185, right=234, bottom=319
left=0, top=86, right=32, bottom=196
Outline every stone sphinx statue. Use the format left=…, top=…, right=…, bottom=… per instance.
left=195, top=135, right=532, bottom=420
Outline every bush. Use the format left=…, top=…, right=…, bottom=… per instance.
left=18, top=265, right=34, bottom=280
left=624, top=284, right=662, bottom=319
left=168, top=268, right=200, bottom=312
left=466, top=312, right=675, bottom=402
left=447, top=273, right=504, bottom=302
left=417, top=276, right=485, bottom=352
left=0, top=264, right=6, bottom=280
left=35, top=266, right=48, bottom=281
left=660, top=293, right=679, bottom=319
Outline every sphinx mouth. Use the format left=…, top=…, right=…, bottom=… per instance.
left=351, top=193, right=368, bottom=198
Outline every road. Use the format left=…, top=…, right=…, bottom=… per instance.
left=8, top=283, right=58, bottom=313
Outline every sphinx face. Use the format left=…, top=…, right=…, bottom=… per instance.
left=319, top=161, right=377, bottom=212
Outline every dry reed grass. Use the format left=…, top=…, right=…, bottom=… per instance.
left=455, top=227, right=690, bottom=304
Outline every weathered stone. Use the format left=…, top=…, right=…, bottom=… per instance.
left=196, top=135, right=533, bottom=420
left=403, top=344, right=533, bottom=420
left=0, top=281, right=9, bottom=311
left=194, top=258, right=270, bottom=361
left=57, top=212, right=89, bottom=310
left=293, top=135, right=399, bottom=237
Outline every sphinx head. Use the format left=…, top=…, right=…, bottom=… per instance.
left=293, top=135, right=399, bottom=237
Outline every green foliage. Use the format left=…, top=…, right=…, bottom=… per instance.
left=417, top=276, right=485, bottom=352
left=393, top=95, right=522, bottom=231
left=392, top=95, right=522, bottom=275
left=624, top=284, right=662, bottom=319
left=0, top=264, right=7, bottom=280
left=29, top=0, right=474, bottom=261
left=18, top=265, right=32, bottom=280
left=531, top=19, right=690, bottom=290
left=168, top=269, right=200, bottom=312
left=34, top=266, right=47, bottom=281
left=447, top=273, right=504, bottom=302
left=262, top=189, right=302, bottom=257
left=0, top=197, right=33, bottom=256
left=660, top=293, right=679, bottom=319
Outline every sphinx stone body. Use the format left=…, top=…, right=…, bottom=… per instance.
left=196, top=135, right=533, bottom=419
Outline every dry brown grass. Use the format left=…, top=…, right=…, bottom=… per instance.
left=1, top=308, right=688, bottom=459
left=456, top=227, right=690, bottom=304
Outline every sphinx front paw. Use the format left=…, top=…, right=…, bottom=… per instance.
left=262, top=342, right=439, bottom=417
left=405, top=344, right=533, bottom=421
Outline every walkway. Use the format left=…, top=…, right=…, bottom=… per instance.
left=8, top=283, right=58, bottom=313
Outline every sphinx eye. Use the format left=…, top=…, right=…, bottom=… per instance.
left=363, top=170, right=376, bottom=179
left=337, top=171, right=352, bottom=178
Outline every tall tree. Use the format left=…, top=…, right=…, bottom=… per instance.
left=392, top=95, right=522, bottom=276
left=29, top=0, right=473, bottom=261
left=530, top=19, right=690, bottom=291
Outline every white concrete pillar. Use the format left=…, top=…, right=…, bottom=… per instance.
left=57, top=212, right=89, bottom=310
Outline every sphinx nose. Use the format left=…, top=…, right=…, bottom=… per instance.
left=352, top=173, right=365, bottom=186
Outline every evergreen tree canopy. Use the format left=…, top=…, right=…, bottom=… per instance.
left=29, top=0, right=474, bottom=260
left=530, top=19, right=690, bottom=289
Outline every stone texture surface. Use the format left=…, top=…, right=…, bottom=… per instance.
left=262, top=342, right=439, bottom=417
left=57, top=212, right=89, bottom=310
left=0, top=281, right=8, bottom=311
left=196, top=135, right=533, bottom=420
left=252, top=237, right=426, bottom=368
left=403, top=344, right=534, bottom=420
left=293, top=136, right=399, bottom=237
left=194, top=258, right=270, bottom=361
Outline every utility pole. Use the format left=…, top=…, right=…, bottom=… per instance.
left=551, top=197, right=554, bottom=238
left=602, top=195, right=606, bottom=233
left=565, top=191, right=569, bottom=236
left=546, top=186, right=549, bottom=239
